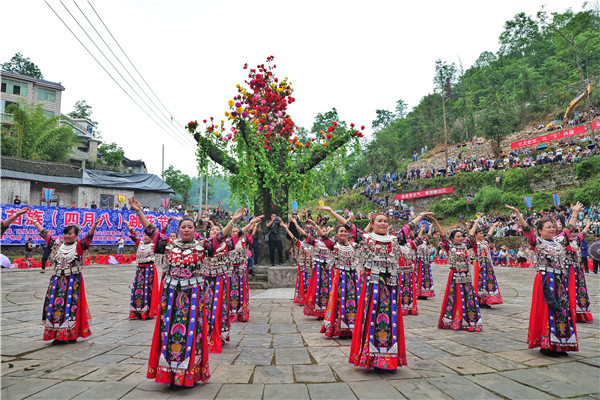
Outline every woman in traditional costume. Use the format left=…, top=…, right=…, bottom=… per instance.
left=347, top=211, right=433, bottom=372
left=415, top=224, right=435, bottom=299
left=429, top=217, right=482, bottom=332
left=505, top=203, right=582, bottom=356
left=228, top=218, right=262, bottom=323
left=564, top=221, right=593, bottom=322
left=28, top=214, right=100, bottom=342
left=203, top=216, right=261, bottom=353
left=131, top=196, right=244, bottom=387
left=285, top=217, right=316, bottom=305
left=301, top=218, right=334, bottom=319
left=124, top=221, right=161, bottom=320
left=466, top=218, right=503, bottom=308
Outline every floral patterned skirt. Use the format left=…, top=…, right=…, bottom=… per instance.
left=400, top=270, right=418, bottom=316
left=129, top=263, right=160, bottom=320
left=229, top=264, right=249, bottom=323
left=321, top=267, right=361, bottom=338
left=304, top=259, right=330, bottom=318
left=571, top=261, right=593, bottom=322
left=294, top=262, right=312, bottom=305
left=473, top=259, right=503, bottom=305
left=416, top=257, right=435, bottom=298
left=42, top=272, right=91, bottom=341
left=528, top=269, right=578, bottom=352
left=204, top=274, right=230, bottom=353
left=147, top=279, right=210, bottom=386
left=438, top=270, right=482, bottom=332
left=349, top=272, right=407, bottom=370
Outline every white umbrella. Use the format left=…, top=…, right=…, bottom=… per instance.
left=0, top=254, right=13, bottom=268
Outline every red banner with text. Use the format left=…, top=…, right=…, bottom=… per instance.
left=395, top=186, right=453, bottom=200
left=510, top=126, right=586, bottom=149
left=592, top=120, right=600, bottom=130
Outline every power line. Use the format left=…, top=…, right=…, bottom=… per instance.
left=72, top=0, right=183, bottom=135
left=87, top=0, right=189, bottom=132
left=44, top=0, right=194, bottom=149
left=57, top=0, right=195, bottom=147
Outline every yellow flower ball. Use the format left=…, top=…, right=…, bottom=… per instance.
left=225, top=112, right=230, bottom=117
left=237, top=107, right=243, bottom=113
left=228, top=100, right=234, bottom=107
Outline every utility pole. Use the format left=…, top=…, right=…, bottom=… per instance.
left=198, top=176, right=203, bottom=214
left=205, top=176, right=209, bottom=208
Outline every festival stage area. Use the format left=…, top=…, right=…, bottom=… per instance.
left=1, top=265, right=598, bottom=399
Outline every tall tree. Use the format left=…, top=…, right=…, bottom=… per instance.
left=68, top=100, right=98, bottom=126
left=1, top=103, right=74, bottom=162
left=1, top=53, right=43, bottom=79
left=371, top=109, right=395, bottom=131
left=98, top=142, right=124, bottom=167
left=537, top=7, right=598, bottom=138
left=434, top=59, right=456, bottom=167
left=162, top=165, right=192, bottom=206
left=187, top=57, right=364, bottom=217
left=395, top=99, right=408, bottom=119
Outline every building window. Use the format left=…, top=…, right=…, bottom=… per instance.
left=43, top=110, right=55, bottom=118
left=37, top=88, right=56, bottom=103
left=1, top=78, right=28, bottom=97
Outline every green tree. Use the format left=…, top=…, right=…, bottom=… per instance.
left=98, top=142, right=124, bottom=167
left=395, top=99, right=408, bottom=119
left=1, top=53, right=43, bottom=79
left=162, top=165, right=192, bottom=206
left=434, top=59, right=456, bottom=167
left=188, top=57, right=364, bottom=217
left=68, top=100, right=98, bottom=126
left=1, top=103, right=74, bottom=162
left=371, top=109, right=395, bottom=131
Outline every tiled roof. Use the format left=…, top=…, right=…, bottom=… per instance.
left=0, top=156, right=82, bottom=178
left=1, top=70, right=65, bottom=90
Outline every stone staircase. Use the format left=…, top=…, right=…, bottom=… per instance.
left=249, top=264, right=296, bottom=289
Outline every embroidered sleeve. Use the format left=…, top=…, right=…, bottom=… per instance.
left=439, top=234, right=449, bottom=251
left=321, top=237, right=334, bottom=251
left=465, top=235, right=476, bottom=250
left=346, top=223, right=364, bottom=243
left=129, top=228, right=141, bottom=246
left=522, top=225, right=536, bottom=247
left=395, top=223, right=413, bottom=245
left=39, top=229, right=54, bottom=245
left=304, top=234, right=317, bottom=246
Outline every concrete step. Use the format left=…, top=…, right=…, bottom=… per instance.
left=249, top=281, right=270, bottom=290
left=249, top=274, right=268, bottom=282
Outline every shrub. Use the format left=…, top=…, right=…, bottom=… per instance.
left=575, top=155, right=600, bottom=179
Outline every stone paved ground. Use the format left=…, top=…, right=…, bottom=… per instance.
left=2, top=265, right=599, bottom=400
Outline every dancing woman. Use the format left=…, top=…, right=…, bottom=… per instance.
left=124, top=221, right=161, bottom=320
left=565, top=221, right=593, bottom=322
left=429, top=217, right=482, bottom=332
left=505, top=203, right=582, bottom=356
left=415, top=224, right=435, bottom=299
left=228, top=217, right=263, bottom=323
left=27, top=215, right=100, bottom=342
left=203, top=216, right=260, bottom=353
left=284, top=217, right=316, bottom=305
left=466, top=218, right=503, bottom=308
left=347, top=211, right=433, bottom=372
left=300, top=218, right=334, bottom=318
left=130, top=196, right=244, bottom=387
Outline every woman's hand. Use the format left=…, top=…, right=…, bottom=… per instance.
left=504, top=205, right=520, bottom=215
left=15, top=207, right=31, bottom=217
left=128, top=197, right=142, bottom=212
left=571, top=202, right=584, bottom=214
left=315, top=205, right=332, bottom=212
left=232, top=208, right=246, bottom=222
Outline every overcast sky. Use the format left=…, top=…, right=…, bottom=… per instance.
left=1, top=0, right=587, bottom=177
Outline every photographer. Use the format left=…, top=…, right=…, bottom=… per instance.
left=266, top=213, right=284, bottom=266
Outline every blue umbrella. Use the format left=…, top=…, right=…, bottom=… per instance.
left=536, top=144, right=548, bottom=150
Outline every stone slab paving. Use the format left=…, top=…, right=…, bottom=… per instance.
left=1, top=264, right=599, bottom=399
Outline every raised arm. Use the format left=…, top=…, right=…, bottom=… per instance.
left=305, top=219, right=327, bottom=237
left=504, top=205, right=527, bottom=228
left=429, top=216, right=444, bottom=238
left=3, top=207, right=31, bottom=231
left=568, top=202, right=584, bottom=230
left=223, top=208, right=245, bottom=237
left=468, top=217, right=481, bottom=237
left=487, top=221, right=499, bottom=237
left=316, top=205, right=347, bottom=225
left=242, top=215, right=264, bottom=235
left=281, top=221, right=297, bottom=240
left=129, top=197, right=152, bottom=229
